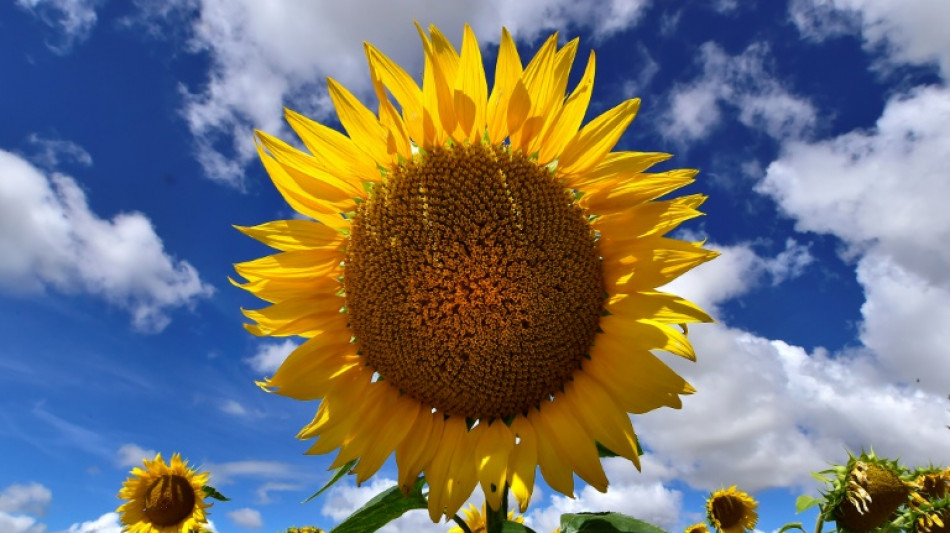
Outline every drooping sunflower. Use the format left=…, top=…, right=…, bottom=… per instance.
left=706, top=486, right=758, bottom=533
left=117, top=453, right=211, bottom=533
left=235, top=23, right=716, bottom=521
left=815, top=451, right=908, bottom=533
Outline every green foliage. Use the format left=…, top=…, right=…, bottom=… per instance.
left=500, top=522, right=538, bottom=533
left=560, top=512, right=670, bottom=533
left=201, top=485, right=230, bottom=502
left=328, top=476, right=427, bottom=533
left=795, top=495, right=820, bottom=513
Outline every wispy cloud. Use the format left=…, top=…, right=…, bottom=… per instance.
left=15, top=0, right=102, bottom=54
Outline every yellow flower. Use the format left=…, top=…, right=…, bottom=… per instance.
left=448, top=502, right=523, bottom=532
left=235, top=23, right=716, bottom=521
left=117, top=453, right=211, bottom=533
left=706, top=486, right=758, bottom=533
left=685, top=523, right=710, bottom=533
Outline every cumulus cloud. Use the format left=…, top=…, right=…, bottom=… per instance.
left=0, top=149, right=214, bottom=332
left=228, top=508, right=263, bottom=529
left=789, top=0, right=950, bottom=77
left=245, top=340, right=299, bottom=374
left=115, top=443, right=158, bottom=468
left=0, top=512, right=46, bottom=533
left=661, top=42, right=816, bottom=142
left=63, top=512, right=122, bottom=533
left=220, top=399, right=249, bottom=416
left=15, top=0, right=101, bottom=53
left=132, top=0, right=651, bottom=186
left=0, top=483, right=52, bottom=517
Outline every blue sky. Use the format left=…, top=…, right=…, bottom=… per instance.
left=2, top=0, right=949, bottom=532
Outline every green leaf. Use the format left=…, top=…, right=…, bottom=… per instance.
left=329, top=477, right=427, bottom=533
left=501, top=522, right=538, bottom=533
left=795, top=495, right=820, bottom=513
left=201, top=486, right=230, bottom=502
left=596, top=442, right=619, bottom=458
left=810, top=471, right=830, bottom=483
left=303, top=459, right=359, bottom=504
left=560, top=512, right=670, bottom=533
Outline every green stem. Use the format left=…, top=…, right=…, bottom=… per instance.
left=486, top=484, right=510, bottom=533
left=452, top=514, right=474, bottom=533
left=814, top=504, right=826, bottom=533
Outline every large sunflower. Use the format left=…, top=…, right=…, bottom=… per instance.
left=235, top=23, right=716, bottom=521
left=117, top=453, right=211, bottom=533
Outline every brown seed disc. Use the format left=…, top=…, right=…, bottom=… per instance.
left=711, top=494, right=747, bottom=531
left=836, top=464, right=908, bottom=532
left=344, top=143, right=604, bottom=419
left=144, top=474, right=196, bottom=526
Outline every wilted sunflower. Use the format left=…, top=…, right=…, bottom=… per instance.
left=448, top=502, right=523, bottom=533
left=706, top=486, right=758, bottom=533
left=815, top=451, right=908, bottom=533
left=117, top=453, right=211, bottom=533
left=235, top=23, right=716, bottom=521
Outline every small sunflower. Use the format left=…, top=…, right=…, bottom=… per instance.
left=706, top=486, right=758, bottom=533
left=117, top=453, right=211, bottom=533
left=685, top=522, right=710, bottom=533
left=235, top=23, right=716, bottom=521
left=816, top=450, right=908, bottom=533
left=448, top=502, right=523, bottom=533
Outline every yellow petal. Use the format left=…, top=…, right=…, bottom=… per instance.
left=352, top=391, right=421, bottom=484
left=602, top=237, right=719, bottom=292
left=425, top=416, right=466, bottom=521
left=234, top=219, right=344, bottom=252
left=417, top=22, right=457, bottom=145
left=563, top=374, right=641, bottom=469
left=443, top=423, right=480, bottom=519
left=327, top=78, right=390, bottom=169
left=579, top=169, right=698, bottom=213
left=487, top=28, right=523, bottom=145
left=241, top=295, right=344, bottom=337
left=508, top=33, right=558, bottom=152
left=538, top=50, right=595, bottom=165
left=600, top=315, right=696, bottom=360
left=284, top=108, right=380, bottom=190
left=267, top=332, right=358, bottom=401
left=363, top=43, right=425, bottom=147
left=234, top=250, right=341, bottom=281
left=396, top=410, right=443, bottom=494
left=527, top=407, right=574, bottom=497
left=229, top=274, right=339, bottom=305
left=256, top=129, right=364, bottom=199
left=534, top=398, right=608, bottom=492
left=507, top=416, right=538, bottom=513
left=472, top=420, right=514, bottom=511
left=367, top=63, right=412, bottom=163
left=455, top=23, right=487, bottom=143
left=587, top=334, right=693, bottom=412
left=570, top=151, right=672, bottom=191
left=557, top=98, right=640, bottom=180
left=524, top=38, right=579, bottom=156
left=606, top=291, right=713, bottom=324
left=593, top=194, right=707, bottom=242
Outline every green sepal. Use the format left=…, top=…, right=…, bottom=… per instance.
left=303, top=458, right=358, bottom=504
left=201, top=485, right=230, bottom=502
left=596, top=442, right=619, bottom=458
left=795, top=495, right=820, bottom=513
left=777, top=523, right=807, bottom=533
left=328, top=476, right=427, bottom=533
left=560, top=512, right=670, bottom=533
left=501, top=522, right=538, bottom=533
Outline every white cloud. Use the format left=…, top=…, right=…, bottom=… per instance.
left=62, top=512, right=122, bottom=533
left=133, top=0, right=652, bottom=186
left=228, top=508, right=263, bottom=529
left=204, top=460, right=301, bottom=486
left=220, top=399, right=249, bottom=416
left=26, top=134, right=93, bottom=169
left=789, top=0, right=950, bottom=77
left=0, top=149, right=214, bottom=333
left=245, top=340, right=299, bottom=375
left=0, top=483, right=52, bottom=517
left=661, top=42, right=816, bottom=142
left=255, top=482, right=301, bottom=505
left=115, top=443, right=158, bottom=468
left=15, top=0, right=101, bottom=53
left=0, top=512, right=45, bottom=533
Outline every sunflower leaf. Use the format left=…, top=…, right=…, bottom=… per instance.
left=328, top=476, right=427, bottom=533
left=777, top=523, right=807, bottom=533
left=303, top=459, right=358, bottom=504
left=796, top=495, right=821, bottom=513
left=596, top=442, right=619, bottom=458
left=201, top=485, right=230, bottom=502
left=501, top=522, right=538, bottom=533
left=560, top=512, right=670, bottom=533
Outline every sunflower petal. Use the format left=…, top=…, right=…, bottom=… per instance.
left=363, top=43, right=426, bottom=146
left=602, top=236, right=719, bottom=291
left=563, top=374, right=641, bottom=469
left=327, top=78, right=390, bottom=168
left=507, top=416, right=539, bottom=513
left=234, top=219, right=345, bottom=251
left=527, top=408, right=574, bottom=496
left=533, top=397, right=608, bottom=492
left=487, top=28, right=522, bottom=145
left=557, top=99, right=641, bottom=180
left=607, top=291, right=713, bottom=324
left=593, top=194, right=707, bottom=242
left=579, top=169, right=698, bottom=213
left=455, top=23, right=488, bottom=143
left=538, top=50, right=595, bottom=165
left=473, top=420, right=514, bottom=511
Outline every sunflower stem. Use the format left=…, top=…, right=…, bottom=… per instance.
left=452, top=514, right=474, bottom=533
left=485, top=484, right=510, bottom=533
left=814, top=504, right=826, bottom=533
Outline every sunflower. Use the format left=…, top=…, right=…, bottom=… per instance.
left=814, top=451, right=908, bottom=533
left=117, top=453, right=211, bottom=533
left=685, top=523, right=710, bottom=533
left=448, top=502, right=523, bottom=533
left=235, top=23, right=716, bottom=521
left=706, top=486, right=758, bottom=533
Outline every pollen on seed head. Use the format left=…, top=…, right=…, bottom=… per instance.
left=344, top=143, right=604, bottom=419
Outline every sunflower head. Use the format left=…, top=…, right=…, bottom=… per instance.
left=685, top=522, right=710, bottom=533
left=237, top=22, right=715, bottom=521
left=706, top=486, right=758, bottom=533
left=284, top=528, right=326, bottom=533
left=117, top=453, right=211, bottom=533
left=909, top=467, right=950, bottom=502
left=816, top=450, right=908, bottom=533
left=448, top=502, right=523, bottom=533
